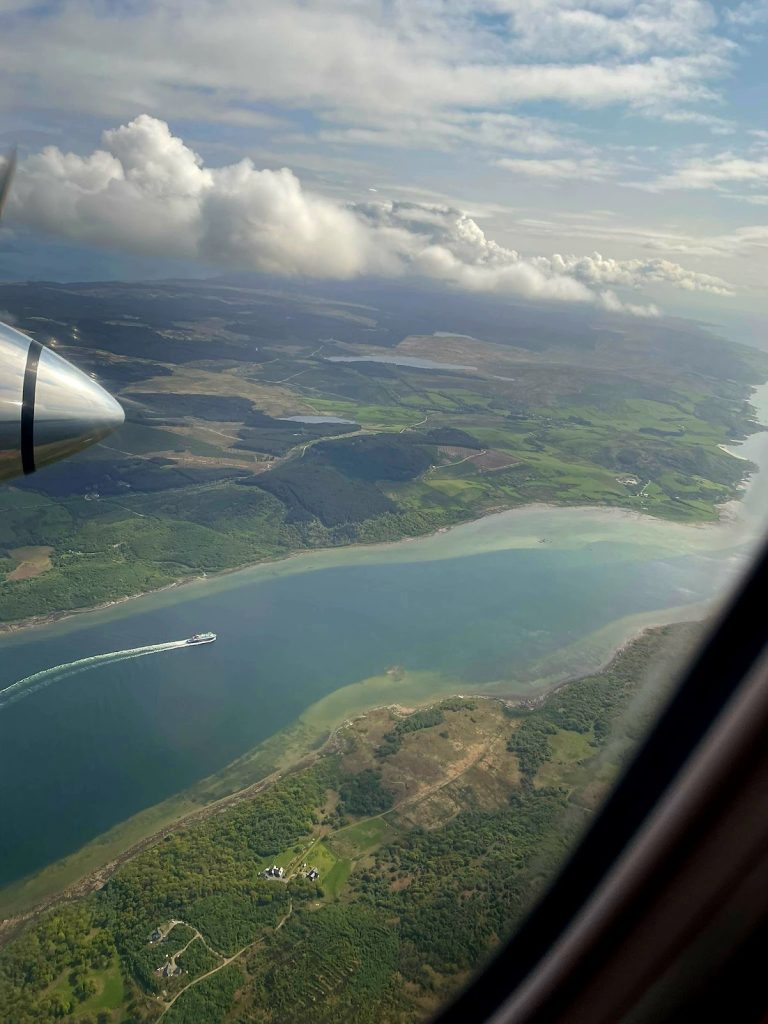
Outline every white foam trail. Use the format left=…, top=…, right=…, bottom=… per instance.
left=0, top=640, right=191, bottom=709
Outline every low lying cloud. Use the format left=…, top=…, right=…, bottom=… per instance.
left=8, top=116, right=735, bottom=315
left=534, top=252, right=735, bottom=296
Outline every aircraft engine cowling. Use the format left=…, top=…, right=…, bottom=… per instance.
left=0, top=322, right=124, bottom=482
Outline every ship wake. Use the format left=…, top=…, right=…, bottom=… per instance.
left=0, top=640, right=190, bottom=710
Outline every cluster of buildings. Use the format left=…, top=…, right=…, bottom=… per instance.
left=148, top=922, right=185, bottom=978
left=157, top=958, right=182, bottom=979
left=261, top=862, right=321, bottom=881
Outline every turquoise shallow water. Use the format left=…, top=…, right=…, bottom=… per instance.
left=1, top=384, right=767, bottom=888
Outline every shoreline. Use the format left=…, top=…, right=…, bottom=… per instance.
left=0, top=493, right=737, bottom=641
left=718, top=443, right=751, bottom=461
left=0, top=572, right=206, bottom=637
left=2, top=375, right=766, bottom=641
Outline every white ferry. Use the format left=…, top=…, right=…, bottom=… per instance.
left=185, top=632, right=216, bottom=645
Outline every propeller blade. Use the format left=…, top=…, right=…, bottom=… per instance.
left=0, top=146, right=17, bottom=222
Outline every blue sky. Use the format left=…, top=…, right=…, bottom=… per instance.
left=0, top=0, right=767, bottom=334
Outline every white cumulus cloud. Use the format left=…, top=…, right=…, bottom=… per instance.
left=535, top=252, right=735, bottom=295
left=7, top=116, right=735, bottom=314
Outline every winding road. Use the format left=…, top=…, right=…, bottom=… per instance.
left=155, top=903, right=293, bottom=1021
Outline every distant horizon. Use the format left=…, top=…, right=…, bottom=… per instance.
left=2, top=1, right=768, bottom=338
left=0, top=270, right=764, bottom=354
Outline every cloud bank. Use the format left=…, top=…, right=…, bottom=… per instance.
left=0, top=1, right=732, bottom=132
left=8, top=116, right=735, bottom=314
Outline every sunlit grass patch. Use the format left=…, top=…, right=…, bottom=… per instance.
left=329, top=817, right=396, bottom=859
left=323, top=858, right=353, bottom=899
left=534, top=729, right=596, bottom=791
left=45, top=954, right=125, bottom=1020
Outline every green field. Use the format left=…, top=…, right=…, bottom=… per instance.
left=309, top=842, right=353, bottom=899
left=36, top=952, right=125, bottom=1023
left=330, top=817, right=397, bottom=858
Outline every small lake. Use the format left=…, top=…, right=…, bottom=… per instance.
left=325, top=355, right=477, bottom=371
left=278, top=415, right=357, bottom=424
left=0, top=385, right=766, bottom=888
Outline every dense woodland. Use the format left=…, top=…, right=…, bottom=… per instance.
left=0, top=625, right=698, bottom=1024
